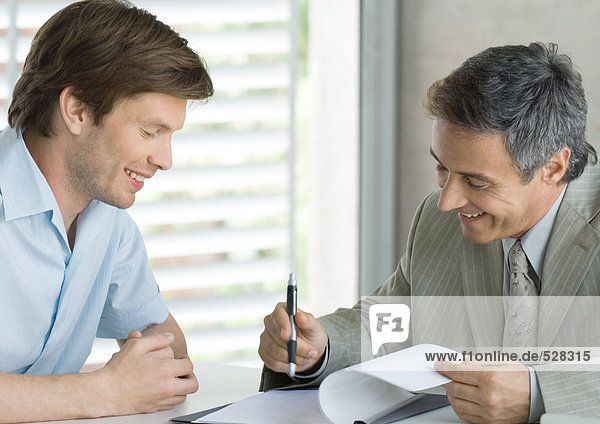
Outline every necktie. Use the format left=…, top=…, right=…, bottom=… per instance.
left=502, top=240, right=539, bottom=348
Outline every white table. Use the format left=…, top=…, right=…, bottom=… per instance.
left=37, top=363, right=265, bottom=424
left=35, top=363, right=598, bottom=423
left=35, top=362, right=460, bottom=424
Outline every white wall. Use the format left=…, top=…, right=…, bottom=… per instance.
left=304, top=0, right=360, bottom=315
left=395, top=0, right=600, bottom=254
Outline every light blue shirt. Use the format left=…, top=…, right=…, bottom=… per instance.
left=502, top=186, right=566, bottom=423
left=0, top=127, right=169, bottom=375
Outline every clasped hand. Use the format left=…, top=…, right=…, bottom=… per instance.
left=96, top=330, right=198, bottom=416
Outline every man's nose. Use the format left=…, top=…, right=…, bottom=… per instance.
left=149, top=138, right=173, bottom=171
left=437, top=175, right=467, bottom=212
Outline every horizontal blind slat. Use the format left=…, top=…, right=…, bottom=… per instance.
left=144, top=226, right=288, bottom=259
left=209, top=63, right=290, bottom=91
left=153, top=257, right=287, bottom=291
left=165, top=292, right=281, bottom=325
left=137, top=162, right=288, bottom=196
left=129, top=194, right=288, bottom=226
left=184, top=326, right=263, bottom=355
left=171, top=129, right=288, bottom=165
left=137, top=0, right=290, bottom=25
left=185, top=94, right=290, bottom=125
left=183, top=29, right=290, bottom=57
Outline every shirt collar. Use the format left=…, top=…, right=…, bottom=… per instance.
left=502, top=185, right=567, bottom=280
left=0, top=127, right=63, bottom=223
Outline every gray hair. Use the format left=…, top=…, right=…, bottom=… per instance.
left=424, top=42, right=596, bottom=183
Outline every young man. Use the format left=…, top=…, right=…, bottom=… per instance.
left=0, top=0, right=213, bottom=421
left=259, top=43, right=600, bottom=423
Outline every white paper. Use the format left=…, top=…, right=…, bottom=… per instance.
left=197, top=344, right=458, bottom=424
left=351, top=343, right=458, bottom=391
left=318, top=344, right=458, bottom=423
left=318, top=372, right=416, bottom=424
left=196, top=389, right=330, bottom=424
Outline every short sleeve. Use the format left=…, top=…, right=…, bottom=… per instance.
left=96, top=211, right=169, bottom=339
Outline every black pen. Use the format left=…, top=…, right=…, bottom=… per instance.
left=287, top=272, right=297, bottom=377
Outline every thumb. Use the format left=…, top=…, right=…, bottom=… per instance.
left=293, top=309, right=328, bottom=360
left=294, top=309, right=321, bottom=337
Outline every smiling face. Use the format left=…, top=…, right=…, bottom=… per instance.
left=431, top=119, right=565, bottom=244
left=65, top=92, right=187, bottom=209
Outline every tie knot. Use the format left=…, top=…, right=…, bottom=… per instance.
left=508, top=240, right=529, bottom=274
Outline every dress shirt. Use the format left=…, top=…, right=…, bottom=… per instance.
left=502, top=186, right=566, bottom=423
left=0, top=126, right=169, bottom=375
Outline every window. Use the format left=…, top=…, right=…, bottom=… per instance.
left=1, top=0, right=361, bottom=368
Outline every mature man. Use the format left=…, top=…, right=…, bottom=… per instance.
left=259, top=42, right=600, bottom=423
left=0, top=0, right=213, bottom=421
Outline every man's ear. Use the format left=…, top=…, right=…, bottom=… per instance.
left=541, top=148, right=571, bottom=184
left=58, top=86, right=89, bottom=136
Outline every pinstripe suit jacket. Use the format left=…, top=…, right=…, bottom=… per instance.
left=261, top=163, right=600, bottom=416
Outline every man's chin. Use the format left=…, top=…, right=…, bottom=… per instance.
left=100, top=194, right=136, bottom=210
left=460, top=228, right=495, bottom=245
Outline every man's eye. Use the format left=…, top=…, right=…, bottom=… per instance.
left=140, top=129, right=157, bottom=138
left=465, top=178, right=487, bottom=190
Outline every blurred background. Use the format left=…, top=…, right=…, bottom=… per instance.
left=1, top=0, right=599, bottom=367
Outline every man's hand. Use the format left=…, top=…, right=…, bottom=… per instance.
left=435, top=361, right=530, bottom=423
left=96, top=331, right=199, bottom=416
left=259, top=302, right=328, bottom=374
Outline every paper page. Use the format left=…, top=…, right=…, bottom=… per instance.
left=317, top=344, right=459, bottom=423
left=318, top=371, right=417, bottom=424
left=196, top=389, right=330, bottom=424
left=351, top=343, right=459, bottom=392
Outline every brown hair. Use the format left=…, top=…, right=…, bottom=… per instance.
left=8, top=0, right=213, bottom=137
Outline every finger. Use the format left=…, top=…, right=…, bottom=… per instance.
left=128, top=332, right=175, bottom=354
left=295, top=311, right=327, bottom=358
left=261, top=340, right=321, bottom=374
left=445, top=380, right=481, bottom=404
left=148, top=345, right=175, bottom=360
left=264, top=303, right=291, bottom=345
left=158, top=395, right=188, bottom=409
left=294, top=336, right=320, bottom=365
left=446, top=393, right=483, bottom=423
left=451, top=409, right=483, bottom=424
left=259, top=328, right=289, bottom=360
left=258, top=336, right=289, bottom=373
left=435, top=361, right=480, bottom=386
left=167, top=356, right=195, bottom=379
left=127, top=330, right=143, bottom=340
left=294, top=308, right=315, bottom=331
left=170, top=369, right=199, bottom=394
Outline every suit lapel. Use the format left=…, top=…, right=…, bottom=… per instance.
left=461, top=240, right=504, bottom=347
left=538, top=195, right=600, bottom=347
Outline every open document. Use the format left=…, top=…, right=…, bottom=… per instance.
left=172, top=344, right=458, bottom=424
left=317, top=344, right=456, bottom=423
